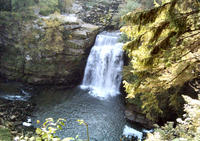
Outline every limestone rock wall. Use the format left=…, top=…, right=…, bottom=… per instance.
left=0, top=12, right=99, bottom=85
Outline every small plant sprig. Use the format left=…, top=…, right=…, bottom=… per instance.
left=36, top=118, right=66, bottom=141
left=16, top=118, right=89, bottom=141
left=77, top=120, right=89, bottom=141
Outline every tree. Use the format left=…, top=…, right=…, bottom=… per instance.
left=121, top=0, right=200, bottom=121
left=145, top=94, right=200, bottom=141
left=0, top=0, right=12, bottom=11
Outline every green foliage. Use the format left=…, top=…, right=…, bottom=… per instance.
left=121, top=0, right=200, bottom=121
left=118, top=33, right=131, bottom=43
left=1, top=0, right=74, bottom=16
left=19, top=118, right=66, bottom=141
left=118, top=0, right=142, bottom=17
left=11, top=0, right=36, bottom=11
left=11, top=0, right=60, bottom=15
left=0, top=128, right=12, bottom=141
left=77, top=120, right=90, bottom=141
left=38, top=0, right=60, bottom=16
left=58, top=0, right=74, bottom=13
left=0, top=0, right=12, bottom=11
left=141, top=93, right=163, bottom=121
left=145, top=95, right=200, bottom=141
left=18, top=118, right=89, bottom=141
left=39, top=12, right=65, bottom=53
left=153, top=0, right=173, bottom=7
left=14, top=12, right=67, bottom=57
left=37, top=118, right=66, bottom=140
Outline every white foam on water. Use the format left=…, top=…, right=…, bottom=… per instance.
left=123, top=125, right=143, bottom=140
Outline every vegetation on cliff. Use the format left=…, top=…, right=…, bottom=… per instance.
left=0, top=0, right=74, bottom=16
left=121, top=0, right=200, bottom=121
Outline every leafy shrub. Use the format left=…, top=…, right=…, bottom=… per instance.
left=17, top=118, right=89, bottom=141
left=145, top=95, right=200, bottom=141
left=118, top=33, right=131, bottom=43
left=38, top=0, right=60, bottom=16
left=0, top=0, right=12, bottom=11
left=11, top=0, right=36, bottom=11
left=58, top=0, right=74, bottom=13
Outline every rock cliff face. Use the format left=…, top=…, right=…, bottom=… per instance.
left=0, top=0, right=126, bottom=85
left=0, top=12, right=99, bottom=85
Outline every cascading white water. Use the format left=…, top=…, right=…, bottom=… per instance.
left=81, top=32, right=123, bottom=98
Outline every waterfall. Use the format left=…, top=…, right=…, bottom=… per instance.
left=81, top=32, right=123, bottom=98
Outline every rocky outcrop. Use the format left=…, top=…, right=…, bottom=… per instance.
left=125, top=104, right=154, bottom=128
left=78, top=0, right=122, bottom=26
left=65, top=0, right=124, bottom=28
left=0, top=12, right=99, bottom=85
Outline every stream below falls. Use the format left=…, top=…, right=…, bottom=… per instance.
left=32, top=87, right=143, bottom=141
left=0, top=32, right=148, bottom=141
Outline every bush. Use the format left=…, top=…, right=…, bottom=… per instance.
left=38, top=0, right=60, bottom=16
left=145, top=95, right=200, bottom=141
left=58, top=0, right=74, bottom=13
left=11, top=0, right=36, bottom=11
left=118, top=33, right=131, bottom=43
left=17, top=118, right=89, bottom=141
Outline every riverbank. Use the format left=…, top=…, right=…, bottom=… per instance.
left=0, top=78, right=36, bottom=140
